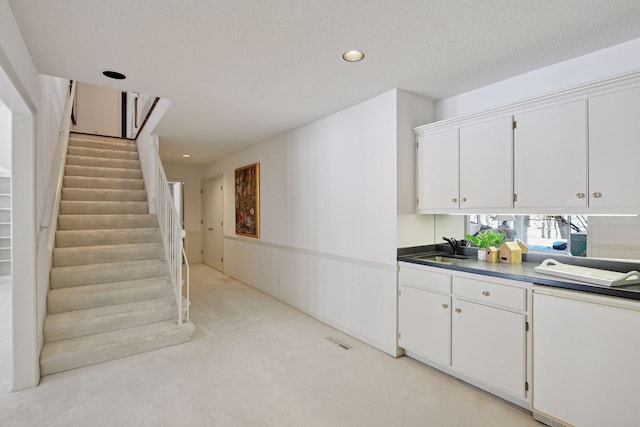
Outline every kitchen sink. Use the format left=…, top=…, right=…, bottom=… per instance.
left=410, top=252, right=470, bottom=263
left=419, top=255, right=456, bottom=264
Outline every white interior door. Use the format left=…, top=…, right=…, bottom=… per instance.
left=202, top=177, right=224, bottom=271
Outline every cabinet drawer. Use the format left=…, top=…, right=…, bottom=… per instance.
left=399, top=266, right=451, bottom=294
left=454, top=277, right=526, bottom=311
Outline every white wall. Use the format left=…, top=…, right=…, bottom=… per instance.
left=396, top=90, right=437, bottom=247
left=202, top=89, right=406, bottom=355
left=34, top=74, right=71, bottom=369
left=0, top=101, right=10, bottom=171
left=71, top=82, right=121, bottom=137
left=1, top=0, right=39, bottom=391
left=0, top=1, right=38, bottom=106
left=435, top=215, right=466, bottom=242
left=164, top=163, right=202, bottom=263
left=588, top=216, right=640, bottom=261
left=211, top=90, right=400, bottom=263
left=437, top=38, right=640, bottom=120
left=0, top=0, right=71, bottom=390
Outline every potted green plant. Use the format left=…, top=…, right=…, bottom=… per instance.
left=464, top=230, right=507, bottom=260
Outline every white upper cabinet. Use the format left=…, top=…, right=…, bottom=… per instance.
left=417, top=116, right=513, bottom=213
left=588, top=87, right=640, bottom=210
left=417, top=129, right=459, bottom=212
left=514, top=100, right=588, bottom=210
left=414, top=73, right=640, bottom=214
left=459, top=116, right=514, bottom=210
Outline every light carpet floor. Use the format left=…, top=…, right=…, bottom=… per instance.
left=0, top=265, right=540, bottom=427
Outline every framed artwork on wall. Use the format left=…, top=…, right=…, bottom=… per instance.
left=234, top=162, right=260, bottom=238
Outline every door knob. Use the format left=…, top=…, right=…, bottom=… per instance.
left=451, top=198, right=457, bottom=203
left=576, top=193, right=585, bottom=199
left=592, top=192, right=602, bottom=198
left=461, top=197, right=467, bottom=202
left=442, top=304, right=448, bottom=309
left=482, top=291, right=490, bottom=296
left=455, top=308, right=462, bottom=313
left=208, top=227, right=213, bottom=231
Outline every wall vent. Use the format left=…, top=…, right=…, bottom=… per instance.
left=325, top=337, right=351, bottom=350
left=532, top=411, right=569, bottom=427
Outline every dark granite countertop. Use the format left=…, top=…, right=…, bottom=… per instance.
left=398, top=244, right=640, bottom=301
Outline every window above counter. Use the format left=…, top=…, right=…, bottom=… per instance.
left=466, top=214, right=640, bottom=262
left=468, top=214, right=588, bottom=257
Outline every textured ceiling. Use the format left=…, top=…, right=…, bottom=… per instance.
left=9, top=0, right=640, bottom=165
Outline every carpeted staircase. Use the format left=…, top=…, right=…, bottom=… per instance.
left=40, top=133, right=194, bottom=376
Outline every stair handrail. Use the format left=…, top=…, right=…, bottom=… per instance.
left=152, top=144, right=190, bottom=324
left=40, top=80, right=77, bottom=252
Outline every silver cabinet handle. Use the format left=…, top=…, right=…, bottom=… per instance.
left=442, top=304, right=448, bottom=309
left=593, top=192, right=602, bottom=198
left=455, top=308, right=462, bottom=313
left=451, top=198, right=457, bottom=203
left=461, top=197, right=467, bottom=202
left=576, top=193, right=585, bottom=199
left=482, top=291, right=490, bottom=297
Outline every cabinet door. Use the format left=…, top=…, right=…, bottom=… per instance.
left=589, top=87, right=640, bottom=209
left=398, top=285, right=451, bottom=366
left=533, top=290, right=640, bottom=427
left=459, top=116, right=513, bottom=209
left=514, top=100, right=587, bottom=209
left=417, top=129, right=459, bottom=212
left=452, top=299, right=526, bottom=398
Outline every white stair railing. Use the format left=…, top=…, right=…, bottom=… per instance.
left=153, top=144, right=190, bottom=324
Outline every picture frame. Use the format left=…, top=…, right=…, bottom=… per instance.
left=234, top=163, right=260, bottom=238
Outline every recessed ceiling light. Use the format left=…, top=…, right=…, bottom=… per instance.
left=181, top=154, right=191, bottom=158
left=102, top=70, right=126, bottom=80
left=342, top=50, right=365, bottom=62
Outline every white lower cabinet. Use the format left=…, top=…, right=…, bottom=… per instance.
left=399, top=284, right=451, bottom=366
left=452, top=299, right=526, bottom=398
left=532, top=287, right=640, bottom=427
left=398, top=265, right=452, bottom=365
left=398, top=262, right=530, bottom=408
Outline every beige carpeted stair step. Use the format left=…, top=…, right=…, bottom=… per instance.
left=69, top=136, right=137, bottom=152
left=40, top=320, right=195, bottom=375
left=56, top=228, right=161, bottom=247
left=67, top=146, right=139, bottom=161
left=51, top=259, right=169, bottom=289
left=47, top=277, right=173, bottom=313
left=66, top=154, right=140, bottom=170
left=60, top=200, right=148, bottom=214
left=65, top=164, right=142, bottom=179
left=62, top=187, right=147, bottom=201
left=53, top=242, right=164, bottom=267
left=63, top=175, right=144, bottom=190
left=44, top=296, right=177, bottom=342
left=58, top=214, right=158, bottom=230
left=70, top=133, right=133, bottom=144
